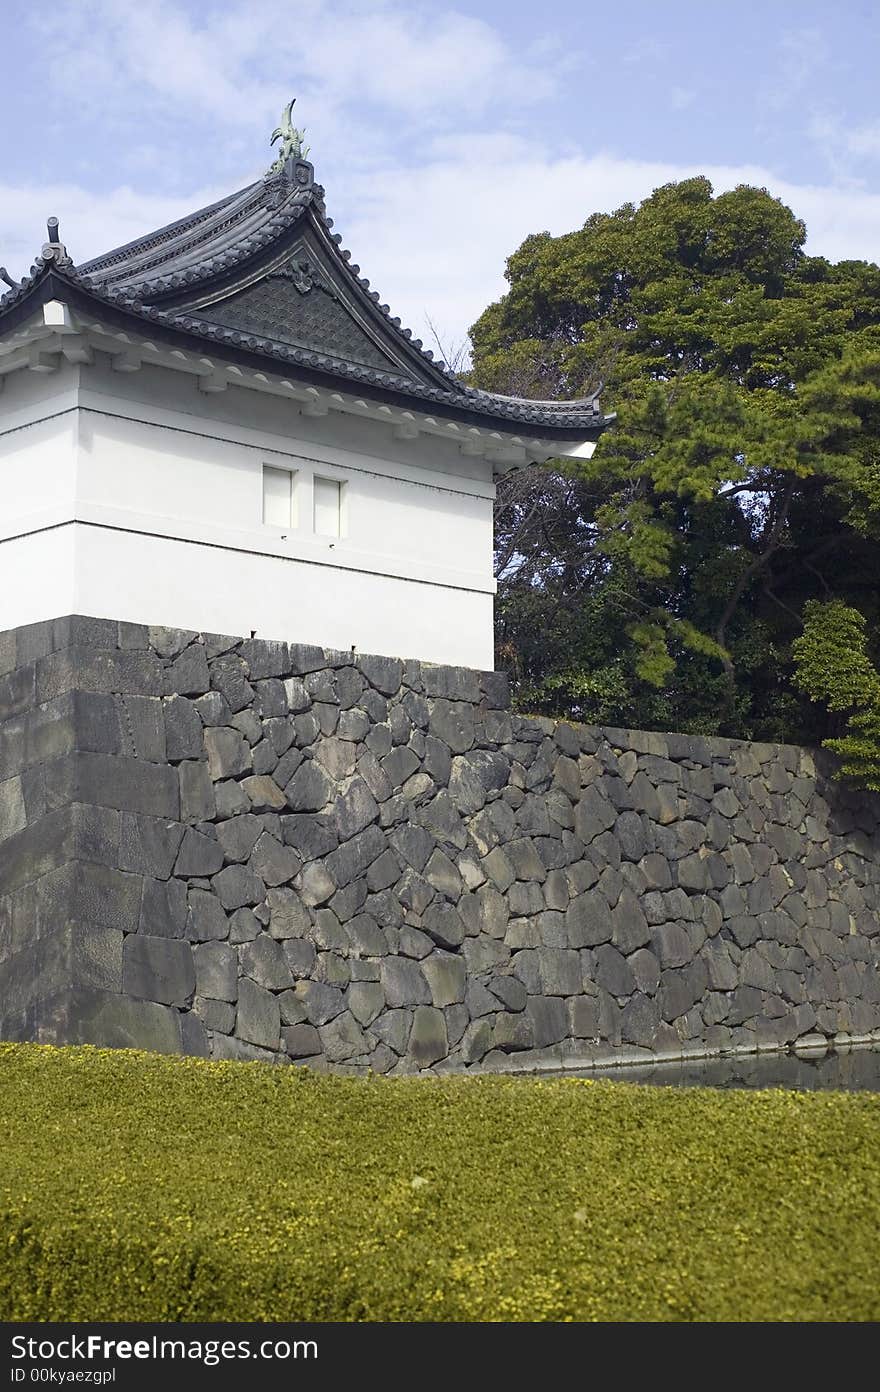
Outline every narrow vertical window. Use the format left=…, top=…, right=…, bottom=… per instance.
left=263, top=465, right=294, bottom=527
left=313, top=476, right=342, bottom=537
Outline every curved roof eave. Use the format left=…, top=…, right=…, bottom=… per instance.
left=0, top=152, right=610, bottom=440
left=0, top=262, right=609, bottom=439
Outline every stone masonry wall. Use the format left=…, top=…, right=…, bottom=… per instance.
left=1, top=615, right=879, bottom=1072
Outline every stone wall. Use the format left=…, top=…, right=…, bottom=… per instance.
left=1, top=615, right=879, bottom=1072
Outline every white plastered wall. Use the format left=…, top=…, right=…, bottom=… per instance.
left=0, top=355, right=497, bottom=667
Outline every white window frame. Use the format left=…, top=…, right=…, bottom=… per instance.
left=313, top=474, right=346, bottom=538
left=262, top=464, right=296, bottom=529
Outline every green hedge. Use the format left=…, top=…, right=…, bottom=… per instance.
left=1, top=1042, right=878, bottom=1321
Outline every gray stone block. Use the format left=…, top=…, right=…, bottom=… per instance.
left=525, top=996, right=568, bottom=1048
left=123, top=934, right=195, bottom=1007
left=320, top=1011, right=369, bottom=1062
left=491, top=1012, right=534, bottom=1051
left=358, top=654, right=403, bottom=696
left=264, top=887, right=310, bottom=939
left=37, top=646, right=163, bottom=702
left=566, top=893, right=612, bottom=948
left=215, top=780, right=249, bottom=817
left=408, top=1004, right=447, bottom=1066
left=239, top=639, right=289, bottom=681
left=650, top=921, right=694, bottom=969
left=0, top=777, right=26, bottom=840
left=72, top=690, right=122, bottom=754
left=54, top=753, right=180, bottom=818
left=69, top=989, right=182, bottom=1053
left=628, top=947, right=661, bottom=995
left=428, top=699, right=475, bottom=754
left=0, top=665, right=35, bottom=723
left=460, top=1017, right=493, bottom=1063
left=620, top=994, right=661, bottom=1047
left=372, top=1008, right=412, bottom=1055
left=240, top=934, right=293, bottom=991
left=193, top=995, right=235, bottom=1034
left=149, top=626, right=197, bottom=659
left=250, top=831, right=300, bottom=886
left=611, top=888, right=650, bottom=954
left=66, top=862, right=142, bottom=931
left=186, top=888, right=229, bottom=942
left=348, top=981, right=385, bottom=1026
left=421, top=951, right=467, bottom=1007
left=281, top=938, right=318, bottom=980
left=210, top=657, right=255, bottom=714
left=487, top=974, right=527, bottom=1012
left=539, top=947, right=582, bottom=996
left=71, top=922, right=124, bottom=992
left=140, top=877, right=187, bottom=938
left=175, top=827, right=224, bottom=877
left=204, top=727, right=251, bottom=781
left=285, top=760, right=333, bottom=812
left=216, top=814, right=264, bottom=863
left=122, top=695, right=166, bottom=761
left=300, top=861, right=336, bottom=906
left=282, top=1022, right=322, bottom=1057
left=211, top=864, right=264, bottom=911
left=179, top=761, right=216, bottom=822
left=380, top=957, right=431, bottom=1007
left=566, top=994, right=599, bottom=1038
left=294, top=979, right=346, bottom=1025
left=236, top=976, right=281, bottom=1050
left=179, top=1010, right=210, bottom=1057
left=593, top=943, right=635, bottom=997
left=241, top=775, right=287, bottom=812
left=325, top=826, right=386, bottom=887
left=193, top=943, right=238, bottom=1001
left=658, top=959, right=708, bottom=1022
left=574, top=786, right=617, bottom=843
left=164, top=696, right=203, bottom=760
left=422, top=901, right=465, bottom=950
left=334, top=776, right=379, bottom=841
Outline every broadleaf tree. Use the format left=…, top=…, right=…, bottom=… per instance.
left=470, top=177, right=880, bottom=779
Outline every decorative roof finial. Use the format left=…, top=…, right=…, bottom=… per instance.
left=40, top=214, right=73, bottom=268
left=0, top=268, right=16, bottom=289
left=268, top=98, right=310, bottom=173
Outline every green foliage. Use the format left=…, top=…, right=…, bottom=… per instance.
left=2, top=1043, right=880, bottom=1322
left=474, top=178, right=880, bottom=765
left=792, top=600, right=880, bottom=789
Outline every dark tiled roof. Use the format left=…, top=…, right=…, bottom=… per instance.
left=0, top=156, right=606, bottom=437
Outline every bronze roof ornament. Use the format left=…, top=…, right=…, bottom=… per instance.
left=268, top=99, right=310, bottom=173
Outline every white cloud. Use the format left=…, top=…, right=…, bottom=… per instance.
left=808, top=111, right=880, bottom=171
left=622, top=38, right=671, bottom=66
left=32, top=0, right=556, bottom=137
left=5, top=3, right=880, bottom=356
left=670, top=86, right=695, bottom=111
left=0, top=180, right=228, bottom=266
left=761, top=26, right=826, bottom=112
left=4, top=146, right=880, bottom=357
left=339, top=145, right=880, bottom=348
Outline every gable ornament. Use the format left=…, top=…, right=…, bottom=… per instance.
left=268, top=99, right=310, bottom=172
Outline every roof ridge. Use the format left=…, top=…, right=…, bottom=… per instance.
left=78, top=182, right=263, bottom=278
left=0, top=142, right=606, bottom=437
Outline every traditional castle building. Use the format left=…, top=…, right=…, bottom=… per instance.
left=1, top=115, right=877, bottom=1072
left=0, top=109, right=606, bottom=668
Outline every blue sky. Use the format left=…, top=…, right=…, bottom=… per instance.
left=3, top=1, right=880, bottom=348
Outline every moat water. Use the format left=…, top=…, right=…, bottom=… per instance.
left=564, top=1047, right=880, bottom=1092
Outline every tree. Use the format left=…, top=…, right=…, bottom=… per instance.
left=470, top=177, right=880, bottom=769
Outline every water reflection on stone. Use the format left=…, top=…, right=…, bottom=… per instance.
left=565, top=1047, right=880, bottom=1092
